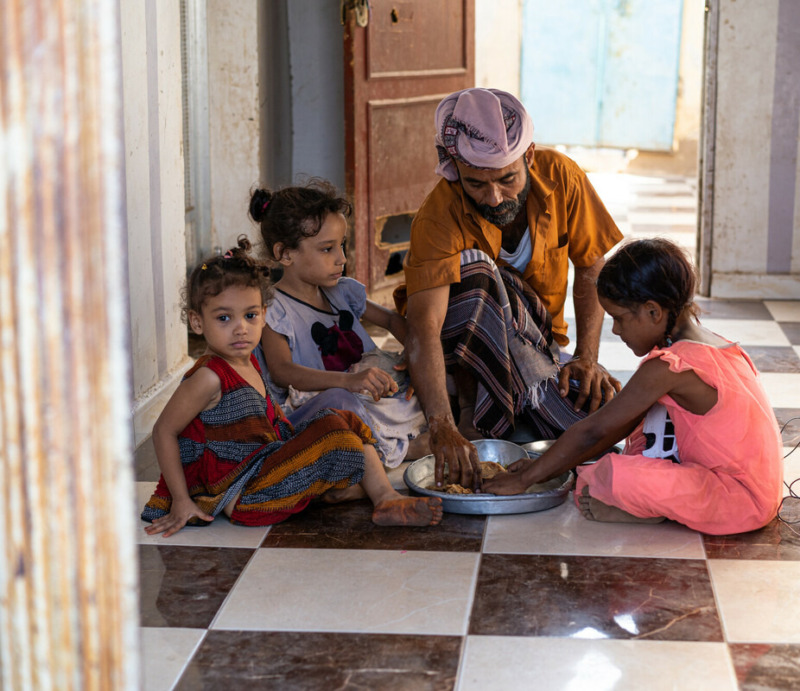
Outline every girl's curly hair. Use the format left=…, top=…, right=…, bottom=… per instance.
left=182, top=235, right=272, bottom=322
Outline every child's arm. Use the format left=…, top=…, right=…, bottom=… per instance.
left=144, top=368, right=220, bottom=537
left=484, top=358, right=682, bottom=494
left=261, top=324, right=397, bottom=402
left=363, top=300, right=407, bottom=345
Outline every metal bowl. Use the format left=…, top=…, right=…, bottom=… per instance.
left=403, top=439, right=574, bottom=515
left=520, top=440, right=623, bottom=465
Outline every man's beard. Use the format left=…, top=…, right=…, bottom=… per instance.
left=472, top=167, right=531, bottom=227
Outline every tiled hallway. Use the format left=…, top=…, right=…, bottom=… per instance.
left=136, top=173, right=800, bottom=690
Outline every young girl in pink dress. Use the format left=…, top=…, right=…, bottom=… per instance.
left=484, top=238, right=783, bottom=535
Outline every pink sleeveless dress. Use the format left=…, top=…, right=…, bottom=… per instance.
left=575, top=340, right=783, bottom=535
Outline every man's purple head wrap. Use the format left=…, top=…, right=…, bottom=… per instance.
left=434, top=88, right=534, bottom=182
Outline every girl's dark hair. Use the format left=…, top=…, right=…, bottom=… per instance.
left=182, top=235, right=271, bottom=322
left=597, top=238, right=699, bottom=343
left=248, top=177, right=352, bottom=261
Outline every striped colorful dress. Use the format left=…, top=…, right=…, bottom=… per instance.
left=141, top=354, right=373, bottom=526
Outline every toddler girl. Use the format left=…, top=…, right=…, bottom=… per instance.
left=142, top=236, right=441, bottom=537
left=484, top=238, right=783, bottom=535
left=249, top=179, right=428, bottom=468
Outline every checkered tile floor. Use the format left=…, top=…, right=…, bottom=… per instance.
left=136, top=174, right=800, bottom=690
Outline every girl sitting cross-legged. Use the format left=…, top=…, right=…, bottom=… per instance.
left=484, top=238, right=783, bottom=535
left=142, top=236, right=442, bottom=537
left=248, top=178, right=429, bottom=469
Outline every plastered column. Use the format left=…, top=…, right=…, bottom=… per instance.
left=0, top=0, right=139, bottom=689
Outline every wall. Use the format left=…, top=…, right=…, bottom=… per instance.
left=475, top=0, right=522, bottom=96
left=704, top=0, right=800, bottom=298
left=207, top=0, right=262, bottom=251
left=122, top=0, right=192, bottom=448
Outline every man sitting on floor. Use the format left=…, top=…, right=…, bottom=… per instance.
left=395, top=87, right=624, bottom=489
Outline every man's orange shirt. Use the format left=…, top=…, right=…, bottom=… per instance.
left=398, top=147, right=623, bottom=347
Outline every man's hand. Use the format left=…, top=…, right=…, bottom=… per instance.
left=428, top=415, right=482, bottom=491
left=558, top=358, right=621, bottom=414
left=482, top=457, right=534, bottom=495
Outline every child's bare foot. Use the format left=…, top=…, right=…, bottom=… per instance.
left=321, top=484, right=367, bottom=504
left=578, top=485, right=665, bottom=524
left=372, top=496, right=443, bottom=527
left=405, top=432, right=431, bottom=460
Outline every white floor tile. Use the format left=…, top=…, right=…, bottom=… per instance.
left=784, top=449, right=800, bottom=487
left=765, top=300, right=800, bottom=322
left=709, top=559, right=800, bottom=643
left=457, top=636, right=736, bottom=691
left=759, top=373, right=800, bottom=409
left=140, top=627, right=205, bottom=691
left=598, top=340, right=641, bottom=371
left=483, top=499, right=704, bottom=559
left=702, top=319, right=791, bottom=346
left=628, top=210, right=698, bottom=226
left=136, top=482, right=270, bottom=548
left=212, top=548, right=480, bottom=635
left=628, top=229, right=697, bottom=250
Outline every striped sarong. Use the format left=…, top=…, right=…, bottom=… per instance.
left=442, top=249, right=588, bottom=439
left=142, top=355, right=371, bottom=527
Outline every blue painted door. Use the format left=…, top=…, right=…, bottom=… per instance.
left=521, top=0, right=684, bottom=151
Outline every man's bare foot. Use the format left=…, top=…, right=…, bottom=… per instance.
left=578, top=486, right=665, bottom=524
left=321, top=484, right=367, bottom=504
left=372, top=496, right=443, bottom=526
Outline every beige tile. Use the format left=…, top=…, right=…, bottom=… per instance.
left=597, top=340, right=641, bottom=371
left=628, top=210, right=698, bottom=226
left=765, top=300, right=800, bottom=322
left=213, top=548, right=479, bottom=635
left=458, top=636, right=736, bottom=691
left=759, top=373, right=800, bottom=409
left=136, top=482, right=271, bottom=548
left=784, top=448, right=800, bottom=483
left=702, top=319, right=790, bottom=347
left=140, top=627, right=204, bottom=691
left=483, top=499, right=704, bottom=559
left=709, top=560, right=800, bottom=643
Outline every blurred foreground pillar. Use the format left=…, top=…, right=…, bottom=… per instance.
left=0, top=1, right=139, bottom=689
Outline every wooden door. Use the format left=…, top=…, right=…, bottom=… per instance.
left=343, top=0, right=475, bottom=303
left=520, top=0, right=684, bottom=151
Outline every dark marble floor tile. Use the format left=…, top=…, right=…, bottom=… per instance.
left=175, top=631, right=461, bottom=691
left=730, top=644, right=800, bottom=690
left=778, top=322, right=800, bottom=345
left=703, top=515, right=800, bottom=561
left=694, top=298, right=771, bottom=320
left=139, top=545, right=253, bottom=628
left=469, top=554, right=722, bottom=642
left=263, top=498, right=486, bottom=551
left=742, top=346, right=800, bottom=373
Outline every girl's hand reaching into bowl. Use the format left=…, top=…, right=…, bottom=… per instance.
left=482, top=457, right=535, bottom=496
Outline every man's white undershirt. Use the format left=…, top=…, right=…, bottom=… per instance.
left=498, top=227, right=532, bottom=272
